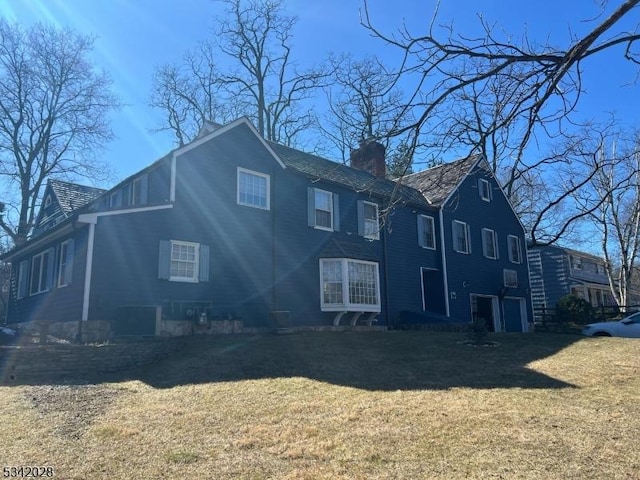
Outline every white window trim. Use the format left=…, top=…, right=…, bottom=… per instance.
left=319, top=258, right=381, bottom=312
left=313, top=188, right=334, bottom=231
left=452, top=220, right=471, bottom=254
left=44, top=195, right=52, bottom=208
left=507, top=235, right=522, bottom=264
left=362, top=201, right=380, bottom=240
left=479, top=178, right=491, bottom=201
left=419, top=215, right=436, bottom=250
left=58, top=239, right=73, bottom=287
left=30, top=250, right=51, bottom=295
left=504, top=269, right=518, bottom=288
left=482, top=228, right=498, bottom=259
left=170, top=240, right=200, bottom=283
left=237, top=167, right=270, bottom=210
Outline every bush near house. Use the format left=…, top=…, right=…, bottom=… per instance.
left=556, top=294, right=594, bottom=325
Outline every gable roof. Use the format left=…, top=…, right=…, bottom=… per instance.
left=49, top=180, right=106, bottom=215
left=399, top=155, right=481, bottom=206
left=267, top=142, right=430, bottom=208
left=400, top=154, right=482, bottom=206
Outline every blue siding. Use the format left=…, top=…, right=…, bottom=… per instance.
left=385, top=207, right=442, bottom=324
left=7, top=228, right=89, bottom=324
left=441, top=164, right=531, bottom=327
left=6, top=120, right=534, bottom=334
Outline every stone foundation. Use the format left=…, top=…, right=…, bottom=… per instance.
left=158, top=319, right=243, bottom=336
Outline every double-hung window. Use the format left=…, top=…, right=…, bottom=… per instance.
left=418, top=215, right=436, bottom=249
left=30, top=248, right=54, bottom=295
left=482, top=228, right=498, bottom=259
left=58, top=240, right=74, bottom=287
left=237, top=167, right=270, bottom=210
left=308, top=187, right=339, bottom=231
left=320, top=258, right=380, bottom=312
left=158, top=240, right=210, bottom=283
left=452, top=220, right=471, bottom=254
left=358, top=201, right=379, bottom=240
left=170, top=241, right=199, bottom=282
left=507, top=235, right=522, bottom=264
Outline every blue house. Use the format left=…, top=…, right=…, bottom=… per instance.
left=1, top=117, right=532, bottom=340
left=527, top=245, right=616, bottom=314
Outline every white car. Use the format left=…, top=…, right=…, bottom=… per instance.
left=582, top=312, right=640, bottom=338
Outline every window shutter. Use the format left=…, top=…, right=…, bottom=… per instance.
left=307, top=187, right=315, bottom=227
left=417, top=216, right=426, bottom=247
left=158, top=240, right=171, bottom=279
left=357, top=200, right=365, bottom=237
left=140, top=174, right=149, bottom=204
left=17, top=259, right=29, bottom=299
left=333, top=193, right=340, bottom=231
left=65, top=240, right=75, bottom=284
left=199, top=244, right=210, bottom=282
left=45, top=247, right=55, bottom=290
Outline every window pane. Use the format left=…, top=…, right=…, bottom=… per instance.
left=363, top=203, right=378, bottom=238
left=322, top=260, right=343, bottom=304
left=239, top=170, right=268, bottom=208
left=509, top=236, right=521, bottom=263
left=170, top=242, right=198, bottom=280
left=454, top=222, right=468, bottom=253
left=423, top=216, right=435, bottom=248
left=483, top=229, right=496, bottom=258
left=347, top=261, right=378, bottom=305
left=315, top=190, right=332, bottom=211
left=30, top=256, right=42, bottom=294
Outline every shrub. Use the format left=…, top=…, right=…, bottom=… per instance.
left=556, top=295, right=594, bottom=325
left=468, top=317, right=489, bottom=345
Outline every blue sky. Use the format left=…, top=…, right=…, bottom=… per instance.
left=0, top=0, right=637, bottom=186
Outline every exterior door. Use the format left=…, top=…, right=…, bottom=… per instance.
left=503, top=297, right=525, bottom=332
left=421, top=268, right=446, bottom=315
left=471, top=294, right=498, bottom=332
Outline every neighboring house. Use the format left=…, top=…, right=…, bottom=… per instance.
left=0, top=117, right=532, bottom=339
left=527, top=245, right=616, bottom=313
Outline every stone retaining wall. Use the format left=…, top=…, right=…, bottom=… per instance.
left=0, top=339, right=186, bottom=385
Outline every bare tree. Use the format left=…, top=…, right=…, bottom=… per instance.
left=362, top=0, right=640, bottom=243
left=579, top=132, right=640, bottom=308
left=319, top=55, right=411, bottom=162
left=151, top=0, right=327, bottom=146
left=150, top=42, right=238, bottom=147
left=0, top=20, right=120, bottom=246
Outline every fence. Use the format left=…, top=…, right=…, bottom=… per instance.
left=533, top=304, right=640, bottom=332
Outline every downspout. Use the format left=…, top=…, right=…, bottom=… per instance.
left=271, top=166, right=277, bottom=317
left=439, top=207, right=451, bottom=317
left=79, top=217, right=97, bottom=342
left=382, top=218, right=392, bottom=328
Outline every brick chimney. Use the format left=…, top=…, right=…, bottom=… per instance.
left=350, top=140, right=386, bottom=178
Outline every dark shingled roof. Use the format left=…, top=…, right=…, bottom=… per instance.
left=267, top=142, right=430, bottom=208
left=400, top=155, right=481, bottom=206
left=50, top=180, right=106, bottom=215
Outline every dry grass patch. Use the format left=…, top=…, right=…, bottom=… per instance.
left=1, top=332, right=640, bottom=479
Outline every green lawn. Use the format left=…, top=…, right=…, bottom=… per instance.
left=1, top=331, right=639, bottom=479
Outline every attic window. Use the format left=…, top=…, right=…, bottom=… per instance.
left=479, top=178, right=491, bottom=201
left=44, top=195, right=52, bottom=208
